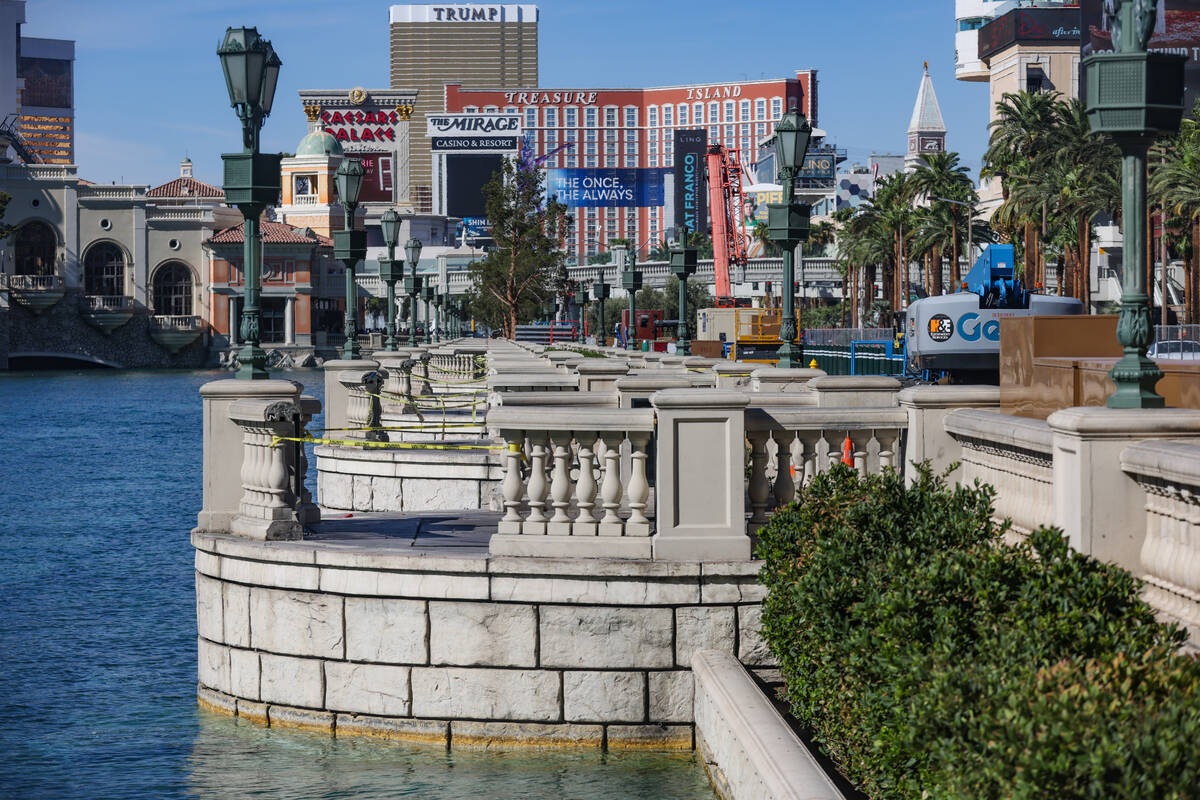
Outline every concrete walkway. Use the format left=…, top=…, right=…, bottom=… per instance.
left=306, top=509, right=500, bottom=557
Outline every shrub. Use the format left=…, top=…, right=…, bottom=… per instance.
left=756, top=465, right=1200, bottom=799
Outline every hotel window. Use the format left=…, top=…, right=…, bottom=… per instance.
left=625, top=156, right=636, bottom=168
left=693, top=103, right=703, bottom=124
left=605, top=142, right=617, bottom=155
left=724, top=100, right=734, bottom=122
left=566, top=155, right=577, bottom=167
left=525, top=108, right=537, bottom=129
left=755, top=99, right=766, bottom=120
left=649, top=155, right=658, bottom=167
left=664, top=138, right=673, bottom=154
left=625, top=140, right=637, bottom=154
left=649, top=141, right=658, bottom=154
left=740, top=124, right=750, bottom=138
left=624, top=107, right=637, bottom=127
left=464, top=106, right=478, bottom=113
left=484, top=106, right=498, bottom=113
left=294, top=174, right=317, bottom=197
left=771, top=97, right=782, bottom=119
left=505, top=106, right=518, bottom=114
left=708, top=102, right=718, bottom=123
left=604, top=107, right=617, bottom=127
left=648, top=106, right=658, bottom=127
left=544, top=107, right=557, bottom=127
left=678, top=104, right=687, bottom=125
left=586, top=156, right=597, bottom=167
left=585, top=130, right=598, bottom=142
left=740, top=100, right=750, bottom=121
left=741, top=137, right=750, bottom=153
left=585, top=108, right=597, bottom=127
left=709, top=126, right=718, bottom=140
left=585, top=142, right=597, bottom=155
left=756, top=122, right=766, bottom=137
left=605, top=129, right=618, bottom=142
left=605, top=156, right=617, bottom=167
left=565, top=107, right=578, bottom=127
left=663, top=105, right=673, bottom=126
left=648, top=129, right=657, bottom=141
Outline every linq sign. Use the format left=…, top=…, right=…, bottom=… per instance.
left=321, top=109, right=402, bottom=143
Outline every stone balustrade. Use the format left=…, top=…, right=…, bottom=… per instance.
left=228, top=397, right=311, bottom=541
left=340, top=370, right=387, bottom=441
left=944, top=409, right=1055, bottom=538
left=1122, top=441, right=1200, bottom=642
left=488, top=406, right=657, bottom=558
left=745, top=405, right=907, bottom=532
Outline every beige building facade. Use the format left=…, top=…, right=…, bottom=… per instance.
left=389, top=3, right=538, bottom=213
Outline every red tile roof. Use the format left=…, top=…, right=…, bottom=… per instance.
left=208, top=220, right=334, bottom=247
left=147, top=176, right=224, bottom=199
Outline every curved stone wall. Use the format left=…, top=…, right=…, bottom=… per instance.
left=192, top=531, right=771, bottom=748
left=315, top=444, right=502, bottom=513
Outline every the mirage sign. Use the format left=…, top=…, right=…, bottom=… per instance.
left=427, top=114, right=522, bottom=153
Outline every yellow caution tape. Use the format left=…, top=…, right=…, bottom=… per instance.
left=273, top=434, right=503, bottom=451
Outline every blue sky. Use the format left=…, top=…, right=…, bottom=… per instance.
left=20, top=0, right=991, bottom=186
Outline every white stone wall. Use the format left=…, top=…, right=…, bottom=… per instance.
left=192, top=531, right=771, bottom=747
left=316, top=444, right=502, bottom=513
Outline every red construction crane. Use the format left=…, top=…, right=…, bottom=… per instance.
left=706, top=144, right=748, bottom=306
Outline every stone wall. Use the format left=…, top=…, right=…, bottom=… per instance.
left=316, top=444, right=503, bottom=513
left=192, top=531, right=771, bottom=748
left=6, top=289, right=209, bottom=369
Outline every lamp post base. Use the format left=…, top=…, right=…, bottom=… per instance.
left=235, top=343, right=269, bottom=380
left=343, top=339, right=361, bottom=360
left=775, top=341, right=804, bottom=369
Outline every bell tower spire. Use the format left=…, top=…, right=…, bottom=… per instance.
left=906, top=62, right=947, bottom=170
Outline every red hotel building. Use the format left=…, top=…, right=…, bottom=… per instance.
left=444, top=71, right=817, bottom=261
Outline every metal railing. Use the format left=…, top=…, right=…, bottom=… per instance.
left=82, top=295, right=134, bottom=311
left=1, top=274, right=64, bottom=291
left=150, top=315, right=202, bottom=331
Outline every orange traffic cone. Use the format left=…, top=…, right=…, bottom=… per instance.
left=841, top=436, right=854, bottom=466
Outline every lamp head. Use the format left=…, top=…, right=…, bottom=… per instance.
left=334, top=157, right=365, bottom=213
left=773, top=107, right=813, bottom=180
left=217, top=27, right=268, bottom=116
left=380, top=208, right=401, bottom=249
left=405, top=237, right=423, bottom=267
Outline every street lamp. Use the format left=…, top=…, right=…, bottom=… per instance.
left=592, top=268, right=610, bottom=347
left=670, top=225, right=697, bottom=356
left=378, top=208, right=402, bottom=351
left=617, top=245, right=643, bottom=351
left=404, top=237, right=423, bottom=347
left=334, top=157, right=366, bottom=360
left=421, top=284, right=435, bottom=344
left=767, top=107, right=813, bottom=368
left=217, top=27, right=283, bottom=380
left=434, top=292, right=445, bottom=343
left=577, top=281, right=588, bottom=343
left=1085, top=0, right=1185, bottom=408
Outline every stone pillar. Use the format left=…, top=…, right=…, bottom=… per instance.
left=197, top=378, right=301, bottom=534
left=284, top=296, right=295, bottom=345
left=323, top=358, right=380, bottom=436
left=898, top=385, right=1001, bottom=486
left=228, top=296, right=239, bottom=347
left=650, top=389, right=751, bottom=561
left=1048, top=407, right=1200, bottom=572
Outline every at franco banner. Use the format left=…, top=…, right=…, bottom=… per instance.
left=546, top=168, right=667, bottom=208
left=674, top=129, right=708, bottom=236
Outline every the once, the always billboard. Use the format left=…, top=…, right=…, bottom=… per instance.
left=546, top=168, right=668, bottom=208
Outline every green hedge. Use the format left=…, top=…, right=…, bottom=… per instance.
left=756, top=466, right=1200, bottom=799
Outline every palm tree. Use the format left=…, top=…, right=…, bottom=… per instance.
left=910, top=151, right=976, bottom=292
left=1152, top=103, right=1200, bottom=323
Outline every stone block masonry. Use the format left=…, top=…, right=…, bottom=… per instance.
left=192, top=532, right=770, bottom=749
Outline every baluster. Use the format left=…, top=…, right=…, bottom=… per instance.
left=598, top=432, right=624, bottom=536
left=240, top=429, right=255, bottom=508
left=498, top=434, right=526, bottom=534
left=876, top=429, right=898, bottom=471
left=267, top=434, right=290, bottom=510
left=525, top=433, right=549, bottom=534
left=851, top=431, right=869, bottom=475
left=797, top=432, right=819, bottom=485
left=547, top=432, right=574, bottom=535
left=251, top=430, right=267, bottom=506
left=772, top=430, right=796, bottom=509
left=574, top=432, right=599, bottom=535
left=826, top=432, right=841, bottom=472
left=626, top=431, right=651, bottom=536
left=747, top=430, right=771, bottom=530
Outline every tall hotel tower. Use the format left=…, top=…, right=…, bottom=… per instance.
left=389, top=3, right=538, bottom=212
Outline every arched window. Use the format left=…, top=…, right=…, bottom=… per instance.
left=13, top=221, right=57, bottom=275
left=152, top=261, right=193, bottom=316
left=82, top=242, right=126, bottom=296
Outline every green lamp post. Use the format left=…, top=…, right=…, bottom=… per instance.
left=378, top=208, right=403, bottom=351
left=669, top=225, right=698, bottom=356
left=334, top=157, right=366, bottom=360
left=434, top=292, right=446, bottom=343
left=767, top=107, right=813, bottom=368
left=404, top=237, right=423, bottom=347
left=577, top=282, right=588, bottom=343
left=619, top=247, right=643, bottom=351
left=217, top=27, right=282, bottom=380
left=421, top=284, right=435, bottom=344
left=592, top=269, right=610, bottom=347
left=1085, top=0, right=1186, bottom=408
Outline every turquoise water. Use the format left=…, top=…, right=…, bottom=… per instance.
left=0, top=369, right=714, bottom=799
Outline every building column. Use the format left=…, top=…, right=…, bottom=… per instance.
left=228, top=296, right=239, bottom=347
left=285, top=296, right=295, bottom=345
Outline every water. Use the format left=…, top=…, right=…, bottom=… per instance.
left=0, top=369, right=714, bottom=800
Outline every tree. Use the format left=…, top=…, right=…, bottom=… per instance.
left=910, top=151, right=976, bottom=290
left=0, top=190, right=14, bottom=241
left=1152, top=101, right=1200, bottom=323
left=465, top=158, right=570, bottom=338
